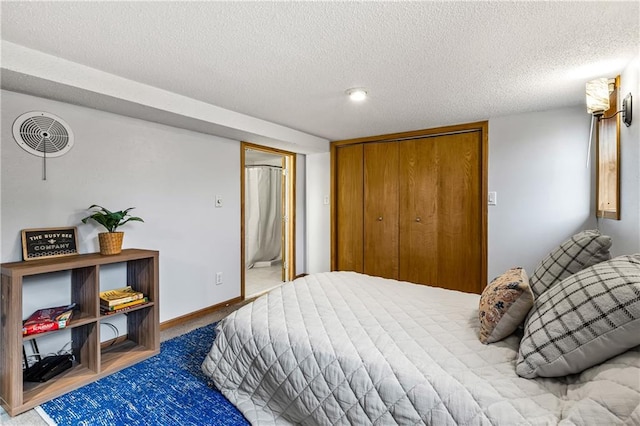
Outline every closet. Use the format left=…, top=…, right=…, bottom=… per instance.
left=331, top=122, right=487, bottom=294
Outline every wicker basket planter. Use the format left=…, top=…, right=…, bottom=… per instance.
left=82, top=205, right=143, bottom=255
left=98, top=232, right=124, bottom=255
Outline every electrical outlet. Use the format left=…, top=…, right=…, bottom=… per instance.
left=215, top=272, right=223, bottom=285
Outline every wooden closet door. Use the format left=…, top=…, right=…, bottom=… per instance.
left=398, top=139, right=438, bottom=285
left=335, top=144, right=364, bottom=272
left=399, top=131, right=482, bottom=293
left=364, top=142, right=399, bottom=279
left=437, top=131, right=482, bottom=293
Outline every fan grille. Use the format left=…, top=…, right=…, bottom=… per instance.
left=13, top=112, right=74, bottom=158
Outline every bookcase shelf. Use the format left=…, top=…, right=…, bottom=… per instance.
left=0, top=249, right=159, bottom=417
left=22, top=313, right=97, bottom=342
left=100, top=301, right=154, bottom=318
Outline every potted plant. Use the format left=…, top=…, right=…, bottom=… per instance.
left=81, top=205, right=144, bottom=255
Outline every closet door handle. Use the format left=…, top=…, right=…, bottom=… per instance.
left=377, top=216, right=383, bottom=221
left=415, top=217, right=422, bottom=222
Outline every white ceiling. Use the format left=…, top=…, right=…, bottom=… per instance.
left=1, top=1, right=638, bottom=150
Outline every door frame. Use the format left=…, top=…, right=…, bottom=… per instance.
left=330, top=121, right=488, bottom=288
left=241, top=141, right=297, bottom=300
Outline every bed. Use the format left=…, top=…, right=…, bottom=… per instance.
left=202, top=271, right=640, bottom=425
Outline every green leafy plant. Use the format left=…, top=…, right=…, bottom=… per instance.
left=81, top=205, right=144, bottom=233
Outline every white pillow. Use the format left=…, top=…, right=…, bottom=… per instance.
left=478, top=267, right=533, bottom=344
left=517, top=254, right=640, bottom=378
left=529, top=230, right=612, bottom=298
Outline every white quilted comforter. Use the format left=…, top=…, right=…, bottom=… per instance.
left=202, top=272, right=640, bottom=425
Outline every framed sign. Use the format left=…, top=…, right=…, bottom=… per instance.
left=21, top=227, right=79, bottom=261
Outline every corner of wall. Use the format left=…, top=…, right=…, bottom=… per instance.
left=598, top=55, right=640, bottom=255
left=305, top=152, right=331, bottom=273
left=0, top=110, right=2, bottom=265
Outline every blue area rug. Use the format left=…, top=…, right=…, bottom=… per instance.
left=39, top=324, right=248, bottom=426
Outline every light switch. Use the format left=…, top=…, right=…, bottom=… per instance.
left=323, top=196, right=330, bottom=205
left=488, top=191, right=497, bottom=206
left=215, top=195, right=223, bottom=207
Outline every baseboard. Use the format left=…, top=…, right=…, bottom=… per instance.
left=159, top=296, right=243, bottom=331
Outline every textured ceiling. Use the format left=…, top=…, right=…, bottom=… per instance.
left=2, top=1, right=639, bottom=143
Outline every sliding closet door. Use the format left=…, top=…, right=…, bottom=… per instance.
left=436, top=131, right=483, bottom=293
left=364, top=142, right=399, bottom=279
left=398, top=139, right=438, bottom=285
left=332, top=122, right=487, bottom=292
left=335, top=144, right=364, bottom=272
left=399, top=131, right=483, bottom=292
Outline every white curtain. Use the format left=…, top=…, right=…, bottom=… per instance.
left=245, top=166, right=282, bottom=268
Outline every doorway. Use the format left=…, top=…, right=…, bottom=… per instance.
left=241, top=142, right=296, bottom=299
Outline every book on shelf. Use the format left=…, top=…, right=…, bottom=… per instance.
left=100, top=286, right=144, bottom=307
left=23, top=303, right=77, bottom=336
left=100, top=299, right=150, bottom=316
left=100, top=297, right=149, bottom=312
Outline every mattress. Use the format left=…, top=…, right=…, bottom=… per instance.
left=202, top=271, right=640, bottom=425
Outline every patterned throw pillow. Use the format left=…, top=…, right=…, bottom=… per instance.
left=516, top=254, right=640, bottom=378
left=478, top=267, right=534, bottom=344
left=530, top=230, right=612, bottom=298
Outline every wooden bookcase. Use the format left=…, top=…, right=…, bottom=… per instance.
left=0, top=249, right=159, bottom=416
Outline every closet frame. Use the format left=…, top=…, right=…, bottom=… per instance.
left=330, top=121, right=489, bottom=291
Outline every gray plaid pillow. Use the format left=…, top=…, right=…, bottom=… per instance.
left=516, top=254, right=640, bottom=378
left=530, top=230, right=612, bottom=297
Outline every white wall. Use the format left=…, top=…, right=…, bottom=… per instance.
left=1, top=90, right=241, bottom=324
left=295, top=154, right=307, bottom=274
left=0, top=97, right=2, bottom=265
left=599, top=56, right=640, bottom=256
left=488, top=106, right=596, bottom=279
left=305, top=152, right=331, bottom=273
left=304, top=107, right=602, bottom=281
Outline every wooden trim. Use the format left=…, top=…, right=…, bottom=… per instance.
left=596, top=107, right=601, bottom=218
left=331, top=121, right=488, bottom=147
left=330, top=143, right=337, bottom=271
left=596, top=75, right=621, bottom=220
left=242, top=141, right=296, bottom=157
left=480, top=121, right=489, bottom=289
left=281, top=156, right=286, bottom=282
left=240, top=144, right=246, bottom=300
left=240, top=142, right=296, bottom=297
left=599, top=211, right=619, bottom=220
left=288, top=154, right=297, bottom=281
left=617, top=79, right=621, bottom=218
left=159, top=296, right=243, bottom=331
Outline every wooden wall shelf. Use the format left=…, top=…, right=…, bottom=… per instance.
left=0, top=249, right=159, bottom=417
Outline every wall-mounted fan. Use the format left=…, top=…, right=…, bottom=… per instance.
left=12, top=111, right=75, bottom=180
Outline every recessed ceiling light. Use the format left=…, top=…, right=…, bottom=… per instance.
left=346, top=88, right=368, bottom=102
